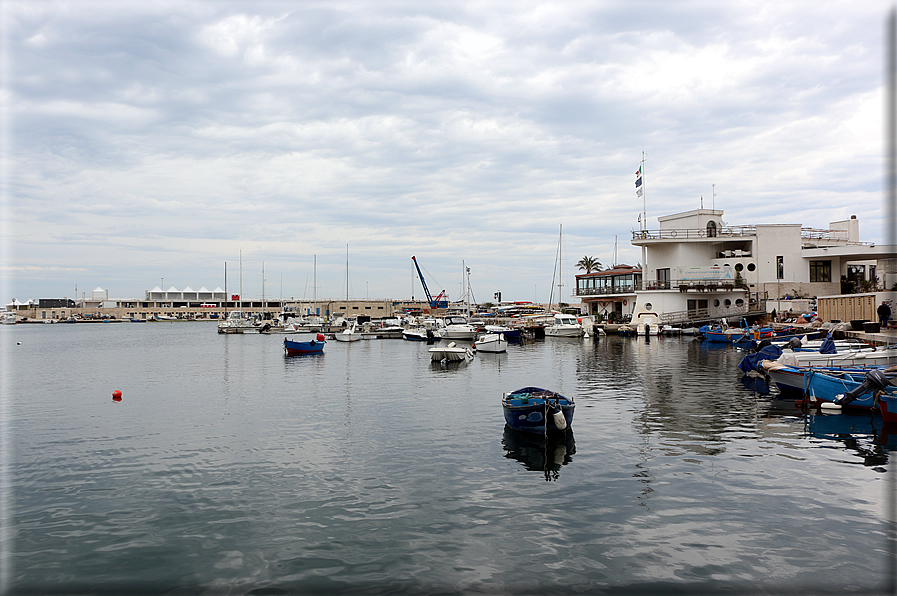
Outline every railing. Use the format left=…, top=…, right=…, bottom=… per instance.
left=659, top=305, right=749, bottom=325
left=576, top=280, right=747, bottom=297
left=633, top=226, right=872, bottom=246
left=632, top=226, right=757, bottom=241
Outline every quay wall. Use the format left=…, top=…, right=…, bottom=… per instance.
left=13, top=299, right=438, bottom=322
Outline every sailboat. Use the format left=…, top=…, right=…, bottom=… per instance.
left=545, top=225, right=585, bottom=338
left=218, top=253, right=255, bottom=334
left=334, top=245, right=364, bottom=342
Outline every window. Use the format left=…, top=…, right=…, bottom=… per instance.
left=645, top=303, right=652, bottom=310
left=706, top=221, right=717, bottom=237
left=735, top=263, right=744, bottom=272
left=776, top=256, right=784, bottom=280
left=657, top=268, right=670, bottom=289
left=747, top=263, right=756, bottom=272
left=810, top=260, right=831, bottom=283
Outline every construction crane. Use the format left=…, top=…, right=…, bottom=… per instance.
left=411, top=256, right=449, bottom=309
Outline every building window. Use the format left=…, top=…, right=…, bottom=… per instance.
left=776, top=256, right=784, bottom=280
left=707, top=221, right=717, bottom=237
left=747, top=263, right=756, bottom=272
left=810, top=260, right=831, bottom=283
left=735, top=263, right=744, bottom=272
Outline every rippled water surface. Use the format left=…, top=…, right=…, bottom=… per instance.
left=2, top=323, right=895, bottom=594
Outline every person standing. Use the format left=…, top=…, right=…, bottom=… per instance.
left=878, top=301, right=891, bottom=328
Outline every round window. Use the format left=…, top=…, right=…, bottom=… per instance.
left=735, top=299, right=744, bottom=307
left=645, top=303, right=652, bottom=311
left=714, top=299, right=720, bottom=307
left=747, top=263, right=756, bottom=272
left=735, top=263, right=744, bottom=272
left=724, top=299, right=732, bottom=307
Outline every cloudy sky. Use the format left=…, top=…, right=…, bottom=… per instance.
left=1, top=1, right=891, bottom=305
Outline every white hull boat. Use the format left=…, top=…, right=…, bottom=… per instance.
left=429, top=341, right=474, bottom=362
left=333, top=323, right=364, bottom=342
left=545, top=314, right=584, bottom=337
left=474, top=333, right=507, bottom=353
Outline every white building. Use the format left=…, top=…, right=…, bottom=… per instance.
left=578, top=208, right=893, bottom=326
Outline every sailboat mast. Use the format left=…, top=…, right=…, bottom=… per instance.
left=224, top=262, right=228, bottom=316
left=239, top=250, right=243, bottom=314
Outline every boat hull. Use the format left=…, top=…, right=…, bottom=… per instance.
left=502, top=387, right=574, bottom=435
left=429, top=344, right=473, bottom=361
left=544, top=325, right=584, bottom=337
left=880, top=394, right=897, bottom=423
left=475, top=334, right=507, bottom=353
left=283, top=337, right=325, bottom=355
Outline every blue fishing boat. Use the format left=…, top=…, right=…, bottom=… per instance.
left=502, top=387, right=574, bottom=435
left=283, top=334, right=326, bottom=355
left=802, top=368, right=896, bottom=410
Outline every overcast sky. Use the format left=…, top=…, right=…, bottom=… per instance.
left=1, top=1, right=891, bottom=305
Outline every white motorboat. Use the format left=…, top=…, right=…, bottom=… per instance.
left=429, top=341, right=475, bottom=362
left=545, top=313, right=584, bottom=337
left=403, top=327, right=438, bottom=341
left=776, top=348, right=897, bottom=367
left=333, top=322, right=364, bottom=342
left=633, top=312, right=660, bottom=336
left=217, top=311, right=255, bottom=334
left=1, top=312, right=16, bottom=325
left=438, top=315, right=478, bottom=340
left=474, top=333, right=507, bottom=353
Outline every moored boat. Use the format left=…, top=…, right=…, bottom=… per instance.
left=502, top=387, right=574, bottom=435
left=428, top=341, right=474, bottom=362
left=474, top=333, right=507, bottom=353
left=544, top=313, right=584, bottom=337
left=283, top=334, right=326, bottom=355
left=333, top=322, right=364, bottom=342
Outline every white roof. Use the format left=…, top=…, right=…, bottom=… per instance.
left=167, top=285, right=179, bottom=292
left=198, top=286, right=210, bottom=292
left=213, top=286, right=224, bottom=293
left=93, top=286, right=104, bottom=292
left=150, top=286, right=162, bottom=292
left=183, top=285, right=195, bottom=292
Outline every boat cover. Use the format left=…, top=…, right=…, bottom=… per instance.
left=738, top=344, right=784, bottom=374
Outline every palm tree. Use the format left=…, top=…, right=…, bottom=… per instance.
left=576, top=256, right=602, bottom=273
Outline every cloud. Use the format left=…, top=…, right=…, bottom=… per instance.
left=2, top=0, right=889, bottom=301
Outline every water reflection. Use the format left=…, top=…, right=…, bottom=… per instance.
left=501, top=426, right=576, bottom=481
left=739, top=372, right=772, bottom=395
left=804, top=412, right=891, bottom=468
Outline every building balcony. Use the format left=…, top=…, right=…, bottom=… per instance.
left=576, top=279, right=747, bottom=297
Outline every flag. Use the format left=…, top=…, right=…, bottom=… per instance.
left=635, top=166, right=643, bottom=196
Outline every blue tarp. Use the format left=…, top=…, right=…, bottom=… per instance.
left=737, top=344, right=784, bottom=374
left=819, top=334, right=836, bottom=354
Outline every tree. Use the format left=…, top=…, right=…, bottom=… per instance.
left=576, top=256, right=602, bottom=273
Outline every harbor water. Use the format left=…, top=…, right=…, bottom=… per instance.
left=2, top=323, right=895, bottom=594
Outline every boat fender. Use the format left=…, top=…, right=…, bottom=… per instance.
left=316, top=333, right=325, bottom=341
left=309, top=340, right=315, bottom=346
left=551, top=406, right=567, bottom=430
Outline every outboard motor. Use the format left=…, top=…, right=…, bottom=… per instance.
left=787, top=337, right=802, bottom=350
left=834, top=369, right=890, bottom=406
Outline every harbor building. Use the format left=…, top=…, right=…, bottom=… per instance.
left=577, top=208, right=896, bottom=326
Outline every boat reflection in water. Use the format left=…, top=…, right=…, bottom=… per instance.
left=502, top=426, right=576, bottom=481
left=804, top=412, right=895, bottom=469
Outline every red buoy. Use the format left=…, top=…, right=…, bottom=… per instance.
left=316, top=333, right=325, bottom=342
left=112, top=390, right=122, bottom=402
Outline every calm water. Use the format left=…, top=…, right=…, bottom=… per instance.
left=2, top=323, right=895, bottom=595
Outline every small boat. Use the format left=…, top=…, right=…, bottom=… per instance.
left=403, top=327, right=438, bottom=341
left=485, top=324, right=521, bottom=341
left=633, top=312, right=660, bottom=336
left=129, top=318, right=147, bottom=323
left=0, top=312, right=15, bottom=325
left=284, top=334, right=326, bottom=355
left=333, top=322, right=364, bottom=342
left=879, top=393, right=897, bottom=423
left=428, top=341, right=474, bottom=362
left=800, top=368, right=896, bottom=411
left=544, top=313, right=585, bottom=337
left=438, top=316, right=478, bottom=340
left=474, top=333, right=507, bottom=353
left=502, top=387, right=574, bottom=435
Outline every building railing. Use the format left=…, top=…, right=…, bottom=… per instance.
left=576, top=279, right=747, bottom=297
left=659, top=304, right=750, bottom=325
left=633, top=226, right=872, bottom=245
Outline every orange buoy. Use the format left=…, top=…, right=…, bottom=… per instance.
left=112, top=390, right=122, bottom=401
left=316, top=333, right=325, bottom=341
